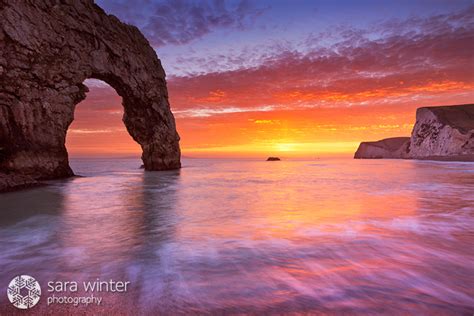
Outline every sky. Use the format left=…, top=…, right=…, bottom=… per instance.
left=66, top=0, right=474, bottom=157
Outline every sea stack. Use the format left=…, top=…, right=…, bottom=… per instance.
left=267, top=157, right=281, bottom=161
left=355, top=104, right=474, bottom=161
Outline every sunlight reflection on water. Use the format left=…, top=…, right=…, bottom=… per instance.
left=0, top=158, right=473, bottom=314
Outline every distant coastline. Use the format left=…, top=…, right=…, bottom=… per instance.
left=355, top=104, right=474, bottom=162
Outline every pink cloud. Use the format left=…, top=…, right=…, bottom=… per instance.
left=166, top=7, right=474, bottom=113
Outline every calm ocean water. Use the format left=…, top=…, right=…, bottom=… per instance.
left=0, top=158, right=473, bottom=314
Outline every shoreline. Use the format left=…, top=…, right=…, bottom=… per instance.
left=355, top=154, right=474, bottom=162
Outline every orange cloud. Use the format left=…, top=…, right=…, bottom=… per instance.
left=65, top=8, right=474, bottom=158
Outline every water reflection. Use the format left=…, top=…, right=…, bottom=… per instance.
left=0, top=158, right=473, bottom=314
left=0, top=188, right=65, bottom=226
left=0, top=162, right=182, bottom=313
left=55, top=168, right=182, bottom=275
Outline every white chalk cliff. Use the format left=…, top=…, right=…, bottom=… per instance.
left=355, top=104, right=474, bottom=161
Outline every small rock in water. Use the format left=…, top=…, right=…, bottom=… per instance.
left=266, top=157, right=281, bottom=161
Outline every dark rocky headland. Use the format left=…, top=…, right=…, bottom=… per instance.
left=0, top=1, right=181, bottom=192
left=355, top=104, right=474, bottom=161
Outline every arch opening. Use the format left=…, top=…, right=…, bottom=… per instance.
left=66, top=79, right=141, bottom=161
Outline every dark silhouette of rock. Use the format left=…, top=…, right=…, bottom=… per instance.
left=355, top=104, right=474, bottom=161
left=0, top=172, right=41, bottom=192
left=0, top=0, right=181, bottom=191
left=266, top=157, right=281, bottom=161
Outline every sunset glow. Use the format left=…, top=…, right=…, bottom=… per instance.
left=2, top=1, right=474, bottom=314
left=66, top=1, right=474, bottom=157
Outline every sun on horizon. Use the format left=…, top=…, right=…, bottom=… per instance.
left=65, top=1, right=473, bottom=158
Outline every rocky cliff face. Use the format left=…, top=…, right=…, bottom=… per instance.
left=0, top=0, right=181, bottom=190
left=354, top=137, right=410, bottom=159
left=355, top=104, right=474, bottom=161
left=409, top=105, right=474, bottom=158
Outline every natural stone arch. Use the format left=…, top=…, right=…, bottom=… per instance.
left=0, top=0, right=181, bottom=180
left=66, top=78, right=142, bottom=157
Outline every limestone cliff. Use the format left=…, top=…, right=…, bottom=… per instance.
left=0, top=172, right=39, bottom=192
left=354, top=137, right=410, bottom=159
left=409, top=105, right=474, bottom=158
left=0, top=0, right=181, bottom=191
left=355, top=104, right=474, bottom=161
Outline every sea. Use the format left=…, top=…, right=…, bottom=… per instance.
left=0, top=158, right=473, bottom=314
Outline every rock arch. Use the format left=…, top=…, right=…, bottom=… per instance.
left=0, top=0, right=181, bottom=180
